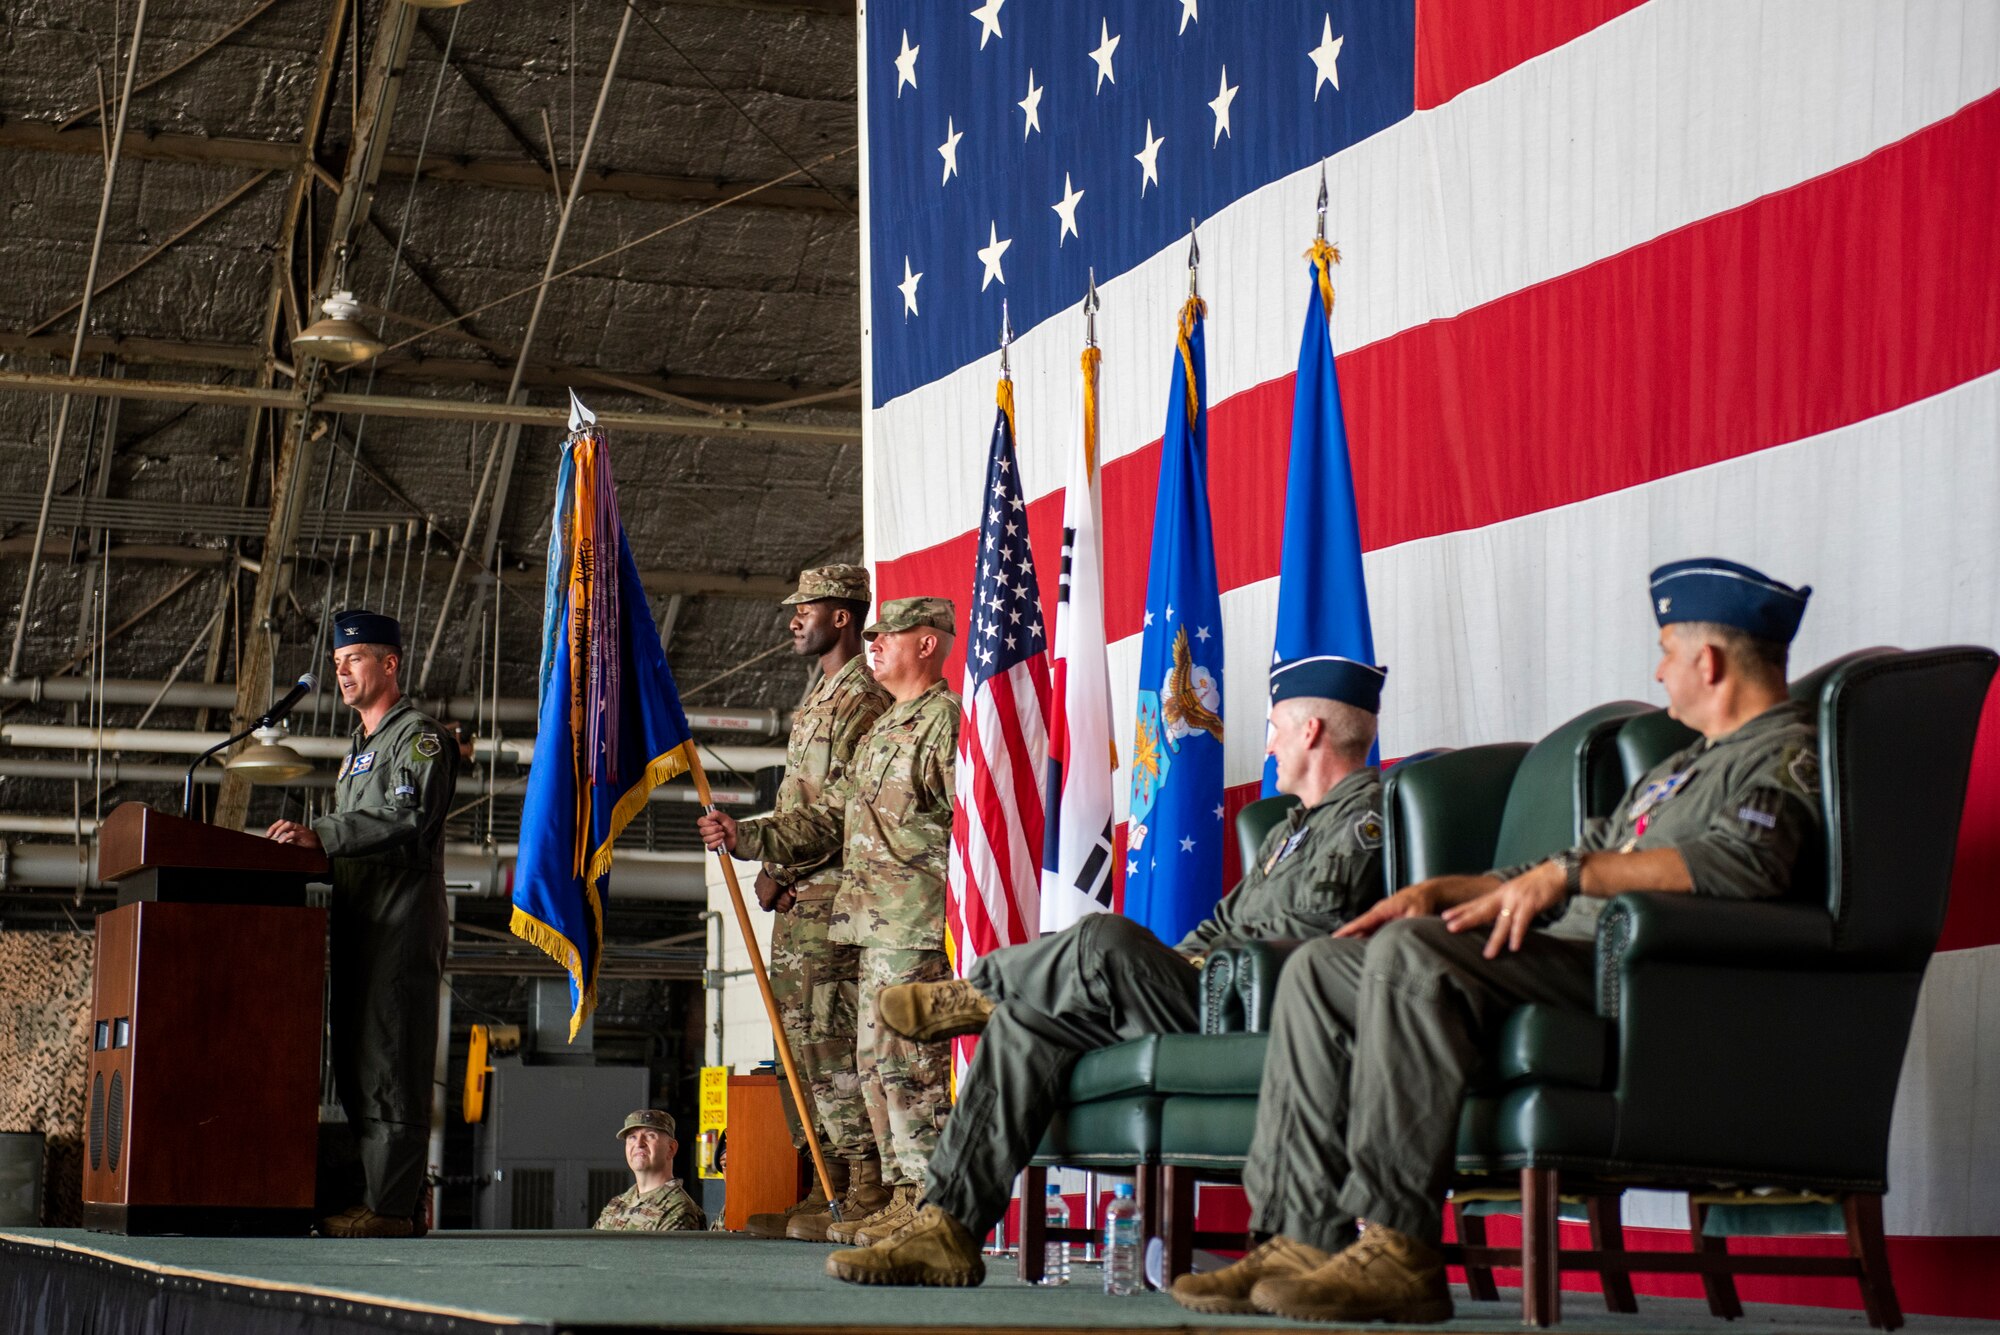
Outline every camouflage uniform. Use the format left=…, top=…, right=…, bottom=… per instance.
left=593, top=1181, right=707, bottom=1231
left=765, top=648, right=891, bottom=1160
left=737, top=598, right=961, bottom=1190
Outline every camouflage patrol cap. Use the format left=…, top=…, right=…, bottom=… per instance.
left=616, top=1109, right=676, bottom=1141
left=781, top=563, right=871, bottom=606
left=864, top=596, right=956, bottom=639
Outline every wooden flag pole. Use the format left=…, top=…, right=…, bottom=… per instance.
left=688, top=751, right=842, bottom=1219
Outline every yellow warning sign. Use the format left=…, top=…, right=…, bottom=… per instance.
left=696, top=1066, right=729, bottom=1179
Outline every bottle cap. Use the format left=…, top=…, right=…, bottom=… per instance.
left=1114, top=1182, right=1135, bottom=1197
left=1047, top=1183, right=1061, bottom=1195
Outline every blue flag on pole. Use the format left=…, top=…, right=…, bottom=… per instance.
left=1125, top=295, right=1225, bottom=946
left=514, top=403, right=696, bottom=1038
left=1262, top=243, right=1377, bottom=795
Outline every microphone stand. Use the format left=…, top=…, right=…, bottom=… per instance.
left=183, top=723, right=265, bottom=821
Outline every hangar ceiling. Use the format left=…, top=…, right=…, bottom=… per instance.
left=0, top=0, right=861, bottom=883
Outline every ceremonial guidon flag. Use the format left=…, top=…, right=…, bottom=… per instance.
left=866, top=2, right=2000, bottom=1301
left=1262, top=231, right=1376, bottom=795
left=947, top=375, right=1052, bottom=977
left=514, top=398, right=696, bottom=1038
left=1039, top=327, right=1118, bottom=931
left=1125, top=292, right=1224, bottom=947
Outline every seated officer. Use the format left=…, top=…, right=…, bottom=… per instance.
left=1173, top=558, right=1819, bottom=1323
left=821, top=655, right=1391, bottom=1286
left=594, top=1110, right=706, bottom=1232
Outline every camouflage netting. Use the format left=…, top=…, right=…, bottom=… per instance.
left=0, top=929, right=93, bottom=1225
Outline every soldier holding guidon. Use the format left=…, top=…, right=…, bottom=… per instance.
left=743, top=566, right=895, bottom=1241
left=700, top=597, right=962, bottom=1251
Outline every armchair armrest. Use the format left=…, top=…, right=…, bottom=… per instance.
left=1199, top=939, right=1308, bottom=1033
left=1595, top=893, right=1834, bottom=1015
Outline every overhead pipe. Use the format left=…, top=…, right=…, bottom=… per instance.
left=0, top=838, right=706, bottom=901
left=0, top=756, right=758, bottom=806
left=0, top=676, right=787, bottom=736
left=0, top=722, right=786, bottom=772
left=4, top=0, right=151, bottom=680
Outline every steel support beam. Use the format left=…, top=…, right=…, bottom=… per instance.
left=0, top=120, right=854, bottom=213
left=0, top=369, right=860, bottom=443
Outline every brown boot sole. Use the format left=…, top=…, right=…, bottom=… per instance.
left=824, top=1253, right=985, bottom=1287
left=1169, top=1285, right=1261, bottom=1316
left=1254, top=1287, right=1455, bottom=1324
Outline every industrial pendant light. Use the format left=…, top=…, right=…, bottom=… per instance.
left=294, top=245, right=384, bottom=365
left=226, top=726, right=315, bottom=784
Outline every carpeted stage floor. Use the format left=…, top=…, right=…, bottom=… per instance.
left=4, top=1228, right=1998, bottom=1335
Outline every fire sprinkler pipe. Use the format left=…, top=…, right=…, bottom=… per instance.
left=0, top=676, right=788, bottom=736
left=0, top=722, right=785, bottom=772
left=0, top=837, right=707, bottom=900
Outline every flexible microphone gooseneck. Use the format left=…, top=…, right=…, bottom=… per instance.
left=182, top=673, right=319, bottom=819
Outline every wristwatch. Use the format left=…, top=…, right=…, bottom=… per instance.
left=1550, top=850, right=1586, bottom=901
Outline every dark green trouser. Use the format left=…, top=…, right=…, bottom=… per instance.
left=329, top=872, right=445, bottom=1220
left=922, top=914, right=1200, bottom=1236
left=1243, top=918, right=1594, bottom=1250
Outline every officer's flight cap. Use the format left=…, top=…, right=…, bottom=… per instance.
left=1649, top=559, right=1811, bottom=645
left=1269, top=655, right=1389, bottom=715
left=616, top=1109, right=676, bottom=1141
left=333, top=608, right=402, bottom=650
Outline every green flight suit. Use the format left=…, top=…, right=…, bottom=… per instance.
left=1244, top=700, right=1821, bottom=1250
left=924, top=767, right=1386, bottom=1238
left=311, top=696, right=460, bottom=1220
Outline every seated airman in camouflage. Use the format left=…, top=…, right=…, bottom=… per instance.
left=593, top=1109, right=706, bottom=1232
left=819, top=654, right=1393, bottom=1287
left=1175, top=558, right=1822, bottom=1324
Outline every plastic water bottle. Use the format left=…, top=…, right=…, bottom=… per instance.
left=1039, top=1185, right=1071, bottom=1285
left=1103, top=1183, right=1141, bottom=1295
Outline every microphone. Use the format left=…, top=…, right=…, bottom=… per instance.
left=258, top=672, right=318, bottom=729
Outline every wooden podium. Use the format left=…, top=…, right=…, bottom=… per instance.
left=82, top=802, right=330, bottom=1235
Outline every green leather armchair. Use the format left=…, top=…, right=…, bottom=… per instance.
left=1449, top=647, right=1996, bottom=1329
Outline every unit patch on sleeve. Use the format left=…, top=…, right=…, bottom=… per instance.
left=1351, top=814, right=1384, bottom=851
left=413, top=732, right=442, bottom=761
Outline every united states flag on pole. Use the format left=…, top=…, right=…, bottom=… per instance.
left=946, top=376, right=1052, bottom=981
left=864, top=0, right=2000, bottom=1313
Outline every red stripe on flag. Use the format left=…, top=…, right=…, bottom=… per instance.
left=885, top=90, right=2000, bottom=644
left=1414, top=0, right=1650, bottom=110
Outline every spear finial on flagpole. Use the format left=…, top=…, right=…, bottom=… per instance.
left=1084, top=268, right=1099, bottom=349
left=1186, top=219, right=1201, bottom=300
left=1316, top=161, right=1329, bottom=243
left=999, top=298, right=1014, bottom=379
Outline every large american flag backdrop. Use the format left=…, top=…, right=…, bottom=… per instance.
left=859, top=0, right=2000, bottom=1314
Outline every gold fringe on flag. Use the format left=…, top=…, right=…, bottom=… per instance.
left=1306, top=238, right=1342, bottom=319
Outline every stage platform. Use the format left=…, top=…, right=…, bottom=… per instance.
left=5, top=1227, right=1998, bottom=1335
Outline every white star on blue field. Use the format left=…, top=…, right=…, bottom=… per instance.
left=864, top=0, right=1416, bottom=405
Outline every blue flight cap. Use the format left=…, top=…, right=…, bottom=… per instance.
left=1649, top=559, right=1811, bottom=645
left=333, top=608, right=402, bottom=650
left=1269, top=655, right=1388, bottom=715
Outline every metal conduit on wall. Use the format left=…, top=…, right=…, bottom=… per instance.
left=0, top=757, right=758, bottom=806
left=0, top=838, right=707, bottom=900
left=0, top=676, right=787, bottom=736
left=0, top=722, right=786, bottom=772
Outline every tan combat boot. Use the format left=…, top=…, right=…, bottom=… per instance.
left=789, top=1155, right=889, bottom=1242
left=876, top=979, right=995, bottom=1043
left=826, top=1182, right=905, bottom=1246
left=1251, top=1223, right=1455, bottom=1323
left=825, top=1204, right=986, bottom=1287
left=321, top=1206, right=414, bottom=1239
left=746, top=1157, right=846, bottom=1239
left=1168, top=1235, right=1329, bottom=1315
left=850, top=1184, right=923, bottom=1244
